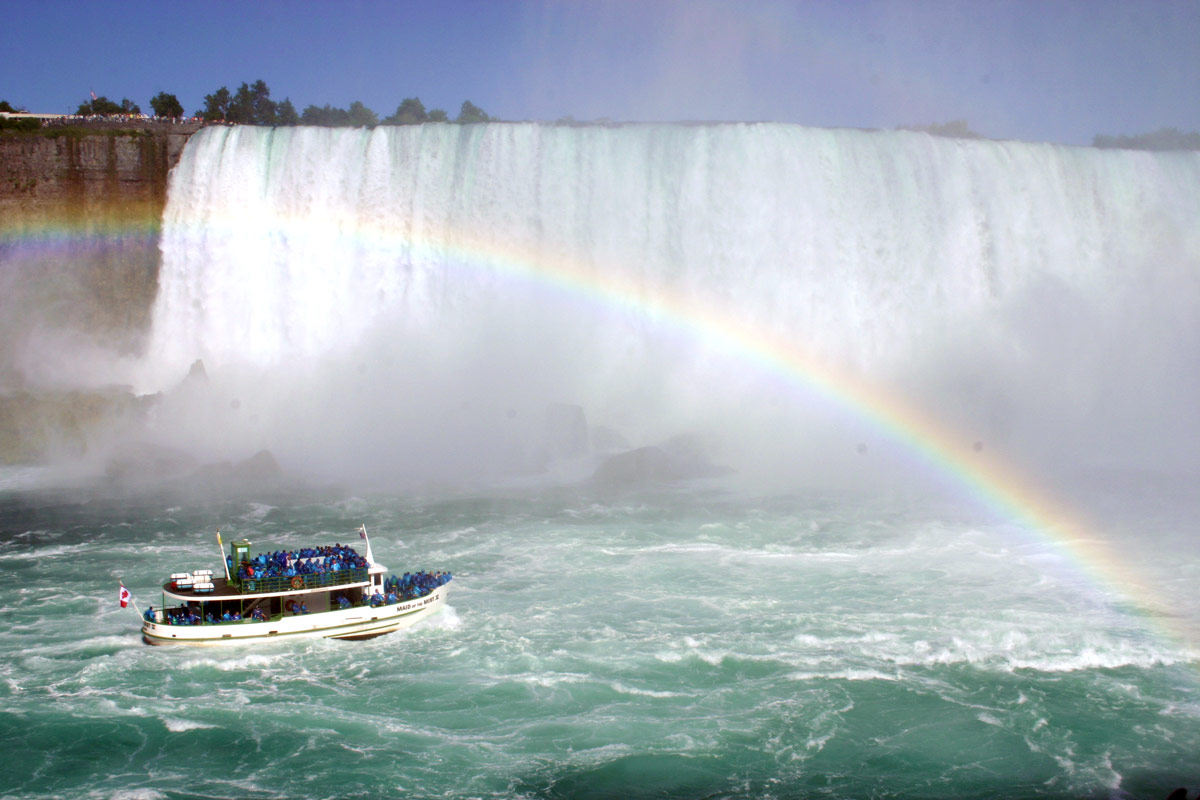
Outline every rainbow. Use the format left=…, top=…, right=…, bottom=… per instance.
left=361, top=220, right=1198, bottom=658
left=7, top=208, right=1198, bottom=658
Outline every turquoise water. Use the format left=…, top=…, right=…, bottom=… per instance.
left=1, top=478, right=1197, bottom=799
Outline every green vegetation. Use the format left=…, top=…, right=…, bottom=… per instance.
left=455, top=100, right=491, bottom=124
left=199, top=80, right=297, bottom=124
left=299, top=104, right=352, bottom=126
left=37, top=127, right=154, bottom=140
left=897, top=120, right=1200, bottom=150
left=9, top=84, right=496, bottom=131
left=897, top=119, right=985, bottom=139
left=199, top=86, right=231, bottom=121
left=299, top=100, right=378, bottom=127
left=384, top=97, right=431, bottom=124
left=277, top=98, right=300, bottom=125
left=381, top=98, right=450, bottom=124
left=149, top=91, right=184, bottom=119
left=1, top=100, right=37, bottom=131
left=1, top=114, right=40, bottom=132
left=1093, top=128, right=1200, bottom=151
left=75, top=96, right=141, bottom=116
left=194, top=80, right=492, bottom=126
left=15, top=85, right=492, bottom=129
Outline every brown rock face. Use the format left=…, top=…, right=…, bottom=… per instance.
left=0, top=123, right=201, bottom=462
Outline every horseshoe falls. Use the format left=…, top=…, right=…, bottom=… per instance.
left=3, top=124, right=1200, bottom=800
left=142, top=125, right=1200, bottom=489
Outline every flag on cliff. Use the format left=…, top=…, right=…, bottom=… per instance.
left=119, top=582, right=131, bottom=608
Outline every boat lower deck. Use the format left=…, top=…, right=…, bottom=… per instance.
left=142, top=586, right=448, bottom=645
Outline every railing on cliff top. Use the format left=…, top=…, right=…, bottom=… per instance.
left=237, top=567, right=368, bottom=595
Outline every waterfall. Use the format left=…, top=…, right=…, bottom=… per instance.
left=146, top=124, right=1200, bottom=484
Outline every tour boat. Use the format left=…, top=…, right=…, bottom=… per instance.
left=140, top=527, right=451, bottom=646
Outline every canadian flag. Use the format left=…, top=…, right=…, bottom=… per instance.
left=119, top=583, right=131, bottom=608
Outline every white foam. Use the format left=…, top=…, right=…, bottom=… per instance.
left=96, top=790, right=167, bottom=800
left=0, top=542, right=90, bottom=561
left=181, top=652, right=289, bottom=671
left=162, top=717, right=217, bottom=733
left=240, top=503, right=277, bottom=521
left=607, top=682, right=686, bottom=698
left=786, top=668, right=901, bottom=682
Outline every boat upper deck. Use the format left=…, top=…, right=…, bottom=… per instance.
left=162, top=567, right=370, bottom=602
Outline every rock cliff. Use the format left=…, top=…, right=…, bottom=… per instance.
left=0, top=124, right=201, bottom=462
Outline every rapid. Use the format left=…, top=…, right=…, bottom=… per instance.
left=2, top=123, right=1199, bottom=798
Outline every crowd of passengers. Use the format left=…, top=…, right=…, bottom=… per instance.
left=371, top=571, right=453, bottom=606
left=148, top=604, right=267, bottom=625
left=233, top=543, right=369, bottom=581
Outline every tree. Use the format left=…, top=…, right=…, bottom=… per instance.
left=149, top=92, right=183, bottom=118
left=199, top=87, right=232, bottom=121
left=75, top=96, right=140, bottom=116
left=227, top=80, right=278, bottom=125
left=898, top=119, right=983, bottom=139
left=346, top=100, right=378, bottom=127
left=301, top=104, right=351, bottom=126
left=384, top=97, right=428, bottom=125
left=276, top=98, right=300, bottom=125
left=198, top=81, right=296, bottom=125
left=1093, top=128, right=1200, bottom=151
left=428, top=108, right=448, bottom=122
left=0, top=101, right=36, bottom=131
left=455, top=100, right=491, bottom=124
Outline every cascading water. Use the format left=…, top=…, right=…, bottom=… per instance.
left=6, top=123, right=1200, bottom=800
left=145, top=123, right=1200, bottom=486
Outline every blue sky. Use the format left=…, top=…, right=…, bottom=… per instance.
left=3, top=0, right=1198, bottom=145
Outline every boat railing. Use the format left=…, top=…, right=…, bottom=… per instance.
left=236, top=566, right=368, bottom=594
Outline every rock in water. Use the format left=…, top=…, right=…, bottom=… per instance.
left=544, top=402, right=589, bottom=460
left=592, top=437, right=731, bottom=489
left=593, top=446, right=682, bottom=488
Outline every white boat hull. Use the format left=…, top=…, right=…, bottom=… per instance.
left=141, top=587, right=448, bottom=646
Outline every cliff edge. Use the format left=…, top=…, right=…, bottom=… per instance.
left=0, top=123, right=201, bottom=463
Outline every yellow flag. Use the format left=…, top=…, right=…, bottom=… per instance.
left=216, top=530, right=222, bottom=547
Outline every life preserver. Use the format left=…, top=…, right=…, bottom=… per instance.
left=291, top=576, right=304, bottom=590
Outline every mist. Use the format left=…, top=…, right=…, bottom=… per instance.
left=25, top=122, right=1161, bottom=499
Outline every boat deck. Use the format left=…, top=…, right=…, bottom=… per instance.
left=163, top=569, right=369, bottom=601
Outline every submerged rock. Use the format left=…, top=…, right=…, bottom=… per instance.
left=103, top=446, right=287, bottom=499
left=591, top=425, right=630, bottom=454
left=593, top=446, right=685, bottom=487
left=185, top=359, right=208, bottom=384
left=592, top=434, right=732, bottom=489
left=104, top=441, right=198, bottom=483
left=544, top=402, right=589, bottom=460
left=194, top=449, right=284, bottom=487
left=0, top=388, right=149, bottom=464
